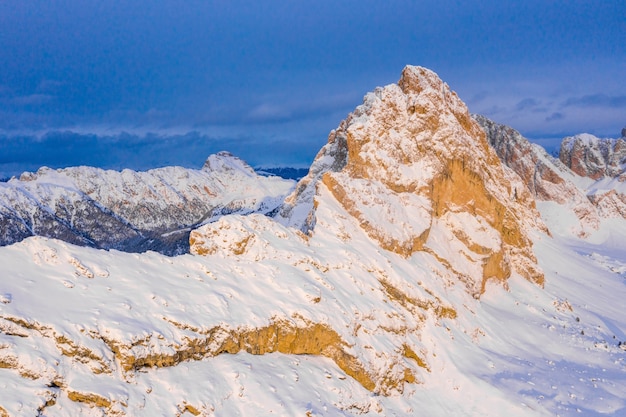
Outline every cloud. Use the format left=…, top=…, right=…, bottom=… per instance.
left=246, top=103, right=292, bottom=123
left=480, top=105, right=507, bottom=116
left=37, top=79, right=64, bottom=93
left=467, top=91, right=488, bottom=105
left=562, top=94, right=626, bottom=109
left=232, top=91, right=362, bottom=126
left=0, top=128, right=324, bottom=179
left=515, top=98, right=540, bottom=111
left=545, top=112, right=564, bottom=122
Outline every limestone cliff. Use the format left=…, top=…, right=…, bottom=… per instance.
left=560, top=133, right=626, bottom=181
left=474, top=115, right=601, bottom=236
left=558, top=133, right=626, bottom=220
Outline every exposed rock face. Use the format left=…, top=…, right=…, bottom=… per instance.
left=275, top=124, right=348, bottom=232
left=476, top=117, right=626, bottom=235
left=475, top=114, right=568, bottom=201
left=0, top=152, right=293, bottom=255
left=559, top=133, right=626, bottom=180
left=474, top=115, right=601, bottom=235
left=557, top=134, right=626, bottom=220
left=277, top=66, right=546, bottom=293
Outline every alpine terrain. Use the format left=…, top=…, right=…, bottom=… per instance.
left=0, top=152, right=293, bottom=255
left=0, top=66, right=625, bottom=416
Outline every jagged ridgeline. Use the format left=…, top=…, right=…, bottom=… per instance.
left=475, top=115, right=626, bottom=237
left=0, top=152, right=294, bottom=255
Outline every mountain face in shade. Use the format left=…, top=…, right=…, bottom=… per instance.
left=1, top=67, right=626, bottom=417
left=0, top=152, right=294, bottom=255
left=475, top=115, right=626, bottom=237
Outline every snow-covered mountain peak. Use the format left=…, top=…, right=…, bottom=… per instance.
left=273, top=65, right=545, bottom=295
left=0, top=155, right=294, bottom=254
left=560, top=133, right=626, bottom=180
left=202, top=150, right=257, bottom=177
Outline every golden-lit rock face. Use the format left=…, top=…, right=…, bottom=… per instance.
left=102, top=317, right=378, bottom=392
left=318, top=66, right=545, bottom=293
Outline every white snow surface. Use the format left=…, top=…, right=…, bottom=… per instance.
left=3, top=152, right=292, bottom=231
left=1, top=183, right=625, bottom=416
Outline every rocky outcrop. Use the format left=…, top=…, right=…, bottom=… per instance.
left=0, top=152, right=293, bottom=255
left=476, top=117, right=626, bottom=235
left=475, top=114, right=573, bottom=201
left=557, top=133, right=626, bottom=220
left=559, top=133, right=626, bottom=180
left=474, top=115, right=601, bottom=236
left=275, top=124, right=348, bottom=232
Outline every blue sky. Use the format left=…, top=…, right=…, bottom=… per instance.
left=1, top=0, right=625, bottom=177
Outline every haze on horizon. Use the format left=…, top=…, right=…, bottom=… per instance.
left=0, top=0, right=624, bottom=177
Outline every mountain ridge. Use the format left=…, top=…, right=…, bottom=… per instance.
left=0, top=151, right=293, bottom=255
left=475, top=115, right=626, bottom=237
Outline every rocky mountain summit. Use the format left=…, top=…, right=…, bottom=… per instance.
left=0, top=152, right=293, bottom=255
left=274, top=66, right=546, bottom=294
left=559, top=132, right=626, bottom=180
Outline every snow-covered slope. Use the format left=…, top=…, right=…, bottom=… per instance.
left=1, top=66, right=625, bottom=417
left=0, top=152, right=293, bottom=255
left=3, top=211, right=626, bottom=416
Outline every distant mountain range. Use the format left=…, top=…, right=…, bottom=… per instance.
left=0, top=152, right=294, bottom=255
left=255, top=166, right=310, bottom=180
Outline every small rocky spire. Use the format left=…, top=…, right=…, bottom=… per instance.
left=621, top=126, right=626, bottom=138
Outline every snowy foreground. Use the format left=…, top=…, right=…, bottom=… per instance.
left=0, top=202, right=625, bottom=416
